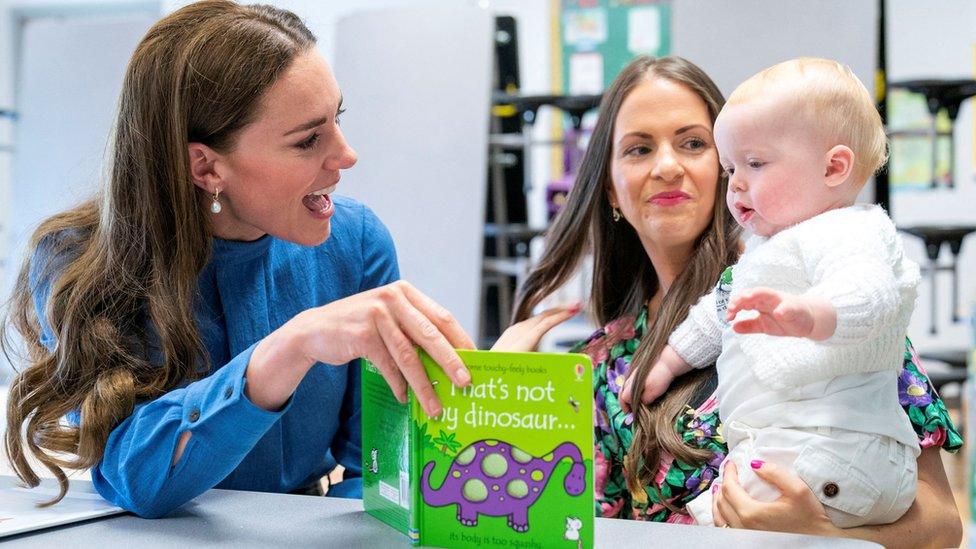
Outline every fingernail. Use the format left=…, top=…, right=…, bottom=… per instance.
left=750, top=460, right=764, bottom=470
left=711, top=483, right=719, bottom=494
left=571, top=302, right=582, bottom=312
left=456, top=369, right=471, bottom=386
left=427, top=398, right=442, bottom=417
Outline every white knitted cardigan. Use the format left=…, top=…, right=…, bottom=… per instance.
left=669, top=205, right=920, bottom=390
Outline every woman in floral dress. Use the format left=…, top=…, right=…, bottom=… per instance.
left=497, top=55, right=962, bottom=546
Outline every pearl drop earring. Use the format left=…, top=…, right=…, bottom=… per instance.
left=211, top=189, right=222, bottom=214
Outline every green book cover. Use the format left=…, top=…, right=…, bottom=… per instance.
left=362, top=349, right=594, bottom=549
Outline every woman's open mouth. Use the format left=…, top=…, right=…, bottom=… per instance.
left=303, top=184, right=337, bottom=219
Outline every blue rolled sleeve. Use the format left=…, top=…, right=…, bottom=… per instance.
left=91, top=343, right=289, bottom=517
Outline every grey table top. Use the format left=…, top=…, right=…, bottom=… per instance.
left=6, top=482, right=880, bottom=548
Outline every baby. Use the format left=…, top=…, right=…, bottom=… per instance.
left=638, top=58, right=921, bottom=528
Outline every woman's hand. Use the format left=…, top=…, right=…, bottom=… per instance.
left=490, top=303, right=581, bottom=353
left=249, top=280, right=475, bottom=416
left=713, top=461, right=834, bottom=536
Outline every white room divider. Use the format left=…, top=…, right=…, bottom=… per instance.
left=334, top=7, right=493, bottom=340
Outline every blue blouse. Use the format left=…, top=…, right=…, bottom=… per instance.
left=32, top=196, right=398, bottom=517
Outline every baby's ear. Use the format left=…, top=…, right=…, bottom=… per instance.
left=823, top=145, right=854, bottom=188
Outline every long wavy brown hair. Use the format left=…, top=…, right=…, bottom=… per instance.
left=3, top=0, right=315, bottom=504
left=513, top=56, right=740, bottom=508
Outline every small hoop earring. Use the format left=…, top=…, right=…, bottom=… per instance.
left=612, top=207, right=621, bottom=222
left=211, top=188, right=222, bottom=214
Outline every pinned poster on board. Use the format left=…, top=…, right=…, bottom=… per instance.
left=559, top=0, right=671, bottom=93
left=569, top=52, right=604, bottom=95
left=563, top=8, right=607, bottom=48
left=627, top=6, right=661, bottom=54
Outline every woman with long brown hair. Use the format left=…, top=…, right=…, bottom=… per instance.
left=4, top=1, right=473, bottom=518
left=498, top=55, right=962, bottom=546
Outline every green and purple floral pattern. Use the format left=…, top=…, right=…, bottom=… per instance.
left=576, top=306, right=963, bottom=523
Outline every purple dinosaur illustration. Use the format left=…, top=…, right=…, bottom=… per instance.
left=421, top=439, right=586, bottom=532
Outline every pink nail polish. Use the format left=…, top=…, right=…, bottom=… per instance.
left=750, top=460, right=764, bottom=469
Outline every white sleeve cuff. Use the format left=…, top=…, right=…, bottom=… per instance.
left=668, top=293, right=722, bottom=369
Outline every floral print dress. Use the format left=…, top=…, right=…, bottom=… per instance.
left=575, top=306, right=963, bottom=523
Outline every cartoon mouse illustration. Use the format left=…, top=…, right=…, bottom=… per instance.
left=564, top=516, right=582, bottom=542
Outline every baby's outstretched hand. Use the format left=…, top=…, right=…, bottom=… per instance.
left=728, top=288, right=836, bottom=340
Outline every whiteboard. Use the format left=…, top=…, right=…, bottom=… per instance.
left=334, top=7, right=493, bottom=340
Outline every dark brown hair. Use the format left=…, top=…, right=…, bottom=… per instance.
left=512, top=55, right=740, bottom=506
left=3, top=0, right=315, bottom=504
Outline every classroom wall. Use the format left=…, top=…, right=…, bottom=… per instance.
left=1, top=0, right=975, bottom=360
left=158, top=0, right=553, bottom=95
left=887, top=0, right=976, bottom=353
left=672, top=0, right=877, bottom=99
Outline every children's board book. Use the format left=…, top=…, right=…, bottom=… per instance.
left=362, top=349, right=594, bottom=549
